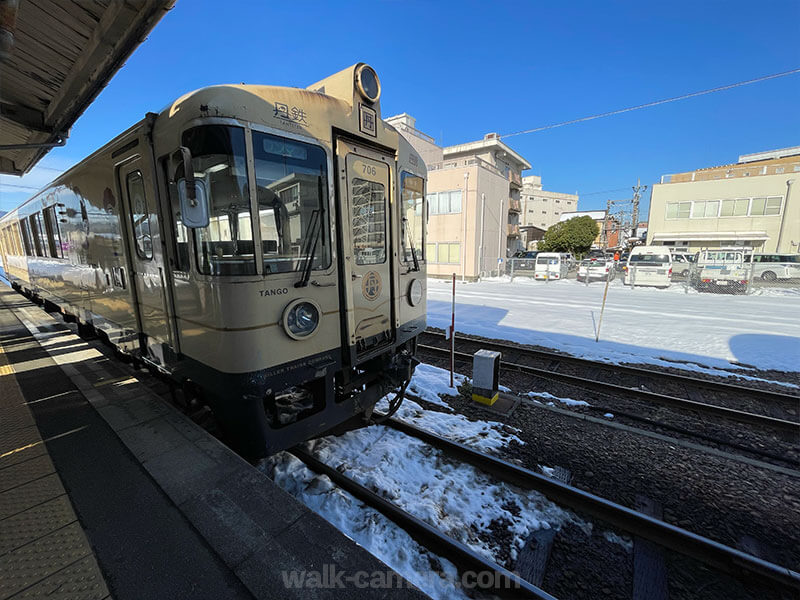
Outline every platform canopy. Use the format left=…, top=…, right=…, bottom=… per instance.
left=0, top=0, right=175, bottom=175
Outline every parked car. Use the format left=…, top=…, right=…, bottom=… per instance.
left=512, top=250, right=539, bottom=271
left=534, top=252, right=570, bottom=280
left=624, top=246, right=672, bottom=288
left=750, top=254, right=800, bottom=281
left=577, top=257, right=615, bottom=282
left=670, top=253, right=695, bottom=278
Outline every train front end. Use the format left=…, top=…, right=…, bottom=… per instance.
left=154, top=64, right=426, bottom=456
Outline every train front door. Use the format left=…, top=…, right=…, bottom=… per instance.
left=116, top=154, right=176, bottom=363
left=336, top=139, right=395, bottom=362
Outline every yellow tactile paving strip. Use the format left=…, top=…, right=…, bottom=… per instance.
left=0, top=327, right=110, bottom=600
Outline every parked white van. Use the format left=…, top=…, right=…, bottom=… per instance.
left=691, top=248, right=750, bottom=293
left=750, top=254, right=800, bottom=281
left=534, top=252, right=570, bottom=280
left=624, top=246, right=672, bottom=288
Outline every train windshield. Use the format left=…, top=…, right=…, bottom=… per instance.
left=182, top=125, right=256, bottom=276
left=252, top=132, right=330, bottom=274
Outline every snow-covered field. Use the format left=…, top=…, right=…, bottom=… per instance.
left=427, top=277, right=800, bottom=376
left=261, top=364, right=614, bottom=599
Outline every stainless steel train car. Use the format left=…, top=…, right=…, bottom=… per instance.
left=0, top=64, right=427, bottom=456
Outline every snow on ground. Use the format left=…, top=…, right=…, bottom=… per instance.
left=262, top=364, right=583, bottom=598
left=378, top=396, right=523, bottom=454
left=391, top=362, right=523, bottom=453
left=528, top=391, right=590, bottom=408
left=302, top=425, right=580, bottom=563
left=427, top=277, right=800, bottom=376
left=261, top=452, right=468, bottom=600
left=406, top=363, right=464, bottom=410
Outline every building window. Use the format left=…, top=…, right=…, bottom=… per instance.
left=665, top=202, right=691, bottom=219
left=750, top=196, right=782, bottom=216
left=426, top=241, right=460, bottom=264
left=720, top=198, right=749, bottom=217
left=776, top=167, right=785, bottom=174
left=427, top=189, right=462, bottom=215
left=692, top=200, right=719, bottom=218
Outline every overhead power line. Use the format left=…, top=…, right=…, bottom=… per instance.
left=0, top=182, right=40, bottom=191
left=501, top=67, right=800, bottom=139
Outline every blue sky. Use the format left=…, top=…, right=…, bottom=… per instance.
left=1, top=0, right=798, bottom=218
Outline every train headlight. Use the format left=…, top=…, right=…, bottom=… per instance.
left=407, top=279, right=423, bottom=307
left=282, top=299, right=321, bottom=340
left=355, top=64, right=381, bottom=103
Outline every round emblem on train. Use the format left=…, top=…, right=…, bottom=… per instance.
left=362, top=271, right=382, bottom=301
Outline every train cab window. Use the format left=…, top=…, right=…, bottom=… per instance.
left=252, top=132, right=330, bottom=274
left=181, top=125, right=255, bottom=276
left=43, top=206, right=64, bottom=258
left=126, top=171, right=153, bottom=259
left=400, top=172, right=425, bottom=264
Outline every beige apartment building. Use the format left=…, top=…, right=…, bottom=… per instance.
left=647, top=147, right=800, bottom=253
left=521, top=175, right=579, bottom=232
left=387, top=114, right=531, bottom=280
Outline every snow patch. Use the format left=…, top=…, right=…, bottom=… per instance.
left=303, top=426, right=579, bottom=565
left=528, top=391, right=590, bottom=408
left=603, top=530, right=633, bottom=553
left=260, top=453, right=468, bottom=599
left=407, top=363, right=464, bottom=410
left=378, top=396, right=523, bottom=454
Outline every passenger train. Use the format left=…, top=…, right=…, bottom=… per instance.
left=0, top=64, right=427, bottom=457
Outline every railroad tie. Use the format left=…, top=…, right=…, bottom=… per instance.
left=514, top=468, right=572, bottom=586
left=633, top=495, right=669, bottom=600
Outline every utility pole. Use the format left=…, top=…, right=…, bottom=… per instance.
left=603, top=199, right=612, bottom=248
left=631, top=178, right=647, bottom=240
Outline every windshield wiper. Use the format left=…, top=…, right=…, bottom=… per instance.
left=403, top=216, right=420, bottom=273
left=295, top=209, right=321, bottom=288
left=296, top=176, right=326, bottom=288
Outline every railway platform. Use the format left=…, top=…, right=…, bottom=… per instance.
left=0, top=283, right=423, bottom=600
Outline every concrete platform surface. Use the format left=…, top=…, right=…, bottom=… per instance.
left=0, top=284, right=427, bottom=599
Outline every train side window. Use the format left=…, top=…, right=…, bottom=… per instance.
left=400, top=172, right=425, bottom=263
left=126, top=170, right=153, bottom=259
left=28, top=214, right=46, bottom=257
left=164, top=157, right=190, bottom=272
left=35, top=213, right=50, bottom=257
left=43, top=206, right=64, bottom=258
left=12, top=223, right=21, bottom=255
left=20, top=219, right=33, bottom=255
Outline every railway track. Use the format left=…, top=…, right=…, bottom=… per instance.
left=418, top=330, right=800, bottom=436
left=291, top=413, right=800, bottom=599
left=421, top=329, right=799, bottom=407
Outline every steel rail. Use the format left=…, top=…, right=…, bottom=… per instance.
left=290, top=447, right=557, bottom=600
left=381, top=416, right=800, bottom=592
left=417, top=342, right=800, bottom=434
left=421, top=329, right=800, bottom=406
